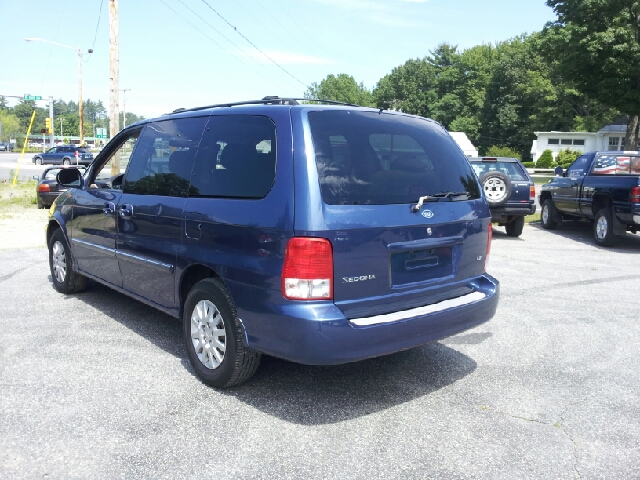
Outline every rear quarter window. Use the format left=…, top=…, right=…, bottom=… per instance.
left=308, top=110, right=480, bottom=205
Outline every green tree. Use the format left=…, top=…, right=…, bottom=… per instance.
left=0, top=110, right=21, bottom=141
left=537, top=149, right=555, bottom=167
left=305, top=74, right=374, bottom=106
left=543, top=0, right=640, bottom=147
left=555, top=148, right=581, bottom=168
left=485, top=145, right=522, bottom=160
left=374, top=59, right=437, bottom=116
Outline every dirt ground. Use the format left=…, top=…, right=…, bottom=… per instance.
left=0, top=205, right=49, bottom=250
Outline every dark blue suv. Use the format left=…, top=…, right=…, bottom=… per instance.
left=48, top=97, right=499, bottom=387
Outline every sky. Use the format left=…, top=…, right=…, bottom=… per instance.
left=0, top=0, right=556, bottom=119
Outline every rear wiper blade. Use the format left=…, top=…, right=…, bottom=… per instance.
left=411, top=192, right=468, bottom=212
left=431, top=191, right=469, bottom=199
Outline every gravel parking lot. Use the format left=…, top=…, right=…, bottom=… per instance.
left=1, top=214, right=640, bottom=479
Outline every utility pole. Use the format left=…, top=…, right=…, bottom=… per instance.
left=109, top=0, right=119, bottom=142
left=48, top=96, right=54, bottom=147
left=120, top=88, right=130, bottom=128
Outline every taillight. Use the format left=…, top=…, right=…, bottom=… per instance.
left=631, top=186, right=640, bottom=203
left=282, top=237, right=333, bottom=300
left=38, top=184, right=50, bottom=192
left=530, top=185, right=536, bottom=200
left=484, top=226, right=492, bottom=271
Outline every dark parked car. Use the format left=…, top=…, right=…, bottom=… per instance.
left=34, top=166, right=86, bottom=209
left=47, top=97, right=499, bottom=388
left=539, top=151, right=640, bottom=246
left=468, top=157, right=536, bottom=237
left=32, top=145, right=93, bottom=165
left=0, top=142, right=14, bottom=151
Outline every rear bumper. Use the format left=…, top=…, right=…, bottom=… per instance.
left=233, top=274, right=499, bottom=365
left=490, top=204, right=536, bottom=221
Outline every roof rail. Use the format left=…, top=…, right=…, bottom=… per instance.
left=166, top=96, right=361, bottom=115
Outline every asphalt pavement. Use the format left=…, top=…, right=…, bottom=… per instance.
left=0, top=151, right=55, bottom=181
left=1, top=219, right=640, bottom=479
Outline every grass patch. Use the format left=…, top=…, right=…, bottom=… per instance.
left=0, top=179, right=38, bottom=213
left=525, top=213, right=540, bottom=223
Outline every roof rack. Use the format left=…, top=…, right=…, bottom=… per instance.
left=168, top=96, right=360, bottom=115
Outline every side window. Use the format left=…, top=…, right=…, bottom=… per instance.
left=91, top=132, right=141, bottom=188
left=123, top=117, right=208, bottom=197
left=566, top=155, right=590, bottom=178
left=190, top=115, right=276, bottom=198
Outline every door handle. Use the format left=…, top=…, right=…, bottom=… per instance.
left=118, top=204, right=133, bottom=219
left=103, top=202, right=116, bottom=216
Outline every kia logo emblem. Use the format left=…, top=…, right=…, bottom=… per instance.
left=421, top=210, right=434, bottom=219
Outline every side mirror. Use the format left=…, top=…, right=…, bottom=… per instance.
left=32, top=175, right=40, bottom=181
left=57, top=168, right=83, bottom=187
left=554, top=166, right=564, bottom=176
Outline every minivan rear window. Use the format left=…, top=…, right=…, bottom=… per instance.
left=308, top=110, right=480, bottom=205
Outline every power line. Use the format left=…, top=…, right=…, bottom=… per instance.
left=90, top=0, right=105, bottom=51
left=157, top=0, right=288, bottom=89
left=250, top=0, right=325, bottom=61
left=198, top=0, right=307, bottom=87
left=270, top=0, right=332, bottom=60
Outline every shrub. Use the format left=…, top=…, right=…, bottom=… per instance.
left=555, top=148, right=581, bottom=168
left=536, top=149, right=555, bottom=168
left=485, top=145, right=521, bottom=160
left=522, top=161, right=535, bottom=168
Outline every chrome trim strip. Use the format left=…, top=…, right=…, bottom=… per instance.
left=350, top=291, right=487, bottom=327
left=71, top=238, right=116, bottom=254
left=116, top=250, right=174, bottom=274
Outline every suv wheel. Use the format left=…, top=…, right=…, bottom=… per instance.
left=505, top=216, right=525, bottom=237
left=35, top=157, right=43, bottom=165
left=183, top=278, right=261, bottom=388
left=541, top=199, right=560, bottom=230
left=594, top=208, right=621, bottom=247
left=479, top=171, right=512, bottom=206
left=62, top=158, right=71, bottom=165
left=49, top=229, right=88, bottom=294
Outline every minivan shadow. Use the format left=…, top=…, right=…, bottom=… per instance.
left=67, top=282, right=477, bottom=425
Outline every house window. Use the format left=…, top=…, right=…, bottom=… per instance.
left=547, top=139, right=559, bottom=145
left=608, top=137, right=620, bottom=151
left=561, top=139, right=572, bottom=145
left=573, top=139, right=585, bottom=146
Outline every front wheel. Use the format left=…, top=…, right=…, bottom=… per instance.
left=62, top=158, right=71, bottom=165
left=505, top=216, right=525, bottom=237
left=183, top=278, right=261, bottom=388
left=541, top=199, right=560, bottom=230
left=49, top=229, right=87, bottom=294
left=35, top=157, right=43, bottom=165
left=594, top=208, right=621, bottom=247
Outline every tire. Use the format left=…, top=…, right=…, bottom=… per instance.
left=48, top=228, right=87, bottom=294
left=479, top=171, right=511, bottom=206
left=62, top=158, right=71, bottom=165
left=37, top=197, right=44, bottom=209
left=541, top=199, right=560, bottom=230
left=35, top=157, right=43, bottom=165
left=505, top=216, right=525, bottom=237
left=594, top=208, right=621, bottom=247
left=183, top=278, right=261, bottom=388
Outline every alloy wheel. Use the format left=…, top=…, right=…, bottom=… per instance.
left=51, top=240, right=67, bottom=284
left=190, top=300, right=226, bottom=370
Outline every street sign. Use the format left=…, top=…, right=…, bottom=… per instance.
left=23, top=95, right=42, bottom=100
left=96, top=127, right=107, bottom=139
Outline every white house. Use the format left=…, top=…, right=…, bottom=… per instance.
left=449, top=131, right=478, bottom=157
left=530, top=124, right=629, bottom=162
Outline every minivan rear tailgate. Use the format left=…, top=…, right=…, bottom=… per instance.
left=315, top=200, right=490, bottom=320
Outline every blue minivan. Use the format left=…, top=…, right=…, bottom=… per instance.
left=48, top=97, right=499, bottom=388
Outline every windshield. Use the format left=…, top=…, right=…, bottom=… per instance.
left=308, top=110, right=480, bottom=205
